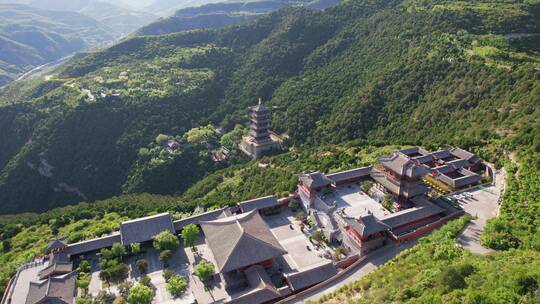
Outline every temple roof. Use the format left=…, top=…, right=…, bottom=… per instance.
left=68, top=233, right=121, bottom=256
left=284, top=260, right=337, bottom=291
left=380, top=195, right=444, bottom=229
left=229, top=265, right=282, bottom=304
left=449, top=147, right=479, bottom=163
left=299, top=171, right=334, bottom=189
left=201, top=211, right=286, bottom=273
left=47, top=239, right=67, bottom=252
left=343, top=213, right=390, bottom=238
left=250, top=104, right=270, bottom=113
left=120, top=212, right=175, bottom=245
left=25, top=271, right=77, bottom=304
left=378, top=153, right=429, bottom=178
left=239, top=195, right=279, bottom=213
left=38, top=262, right=73, bottom=280
left=371, top=170, right=429, bottom=198
left=326, top=166, right=372, bottom=184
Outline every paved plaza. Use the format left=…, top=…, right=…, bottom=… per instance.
left=321, top=183, right=389, bottom=218
left=8, top=261, right=47, bottom=304
left=264, top=209, right=331, bottom=271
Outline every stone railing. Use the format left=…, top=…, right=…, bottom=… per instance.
left=1, top=259, right=45, bottom=304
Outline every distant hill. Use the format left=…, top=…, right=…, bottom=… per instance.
left=0, top=3, right=116, bottom=86
left=26, top=0, right=158, bottom=35
left=142, top=0, right=231, bottom=16
left=136, top=0, right=337, bottom=36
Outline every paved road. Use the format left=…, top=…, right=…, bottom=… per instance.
left=456, top=169, right=505, bottom=254
left=288, top=241, right=418, bottom=303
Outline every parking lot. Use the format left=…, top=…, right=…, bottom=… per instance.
left=454, top=180, right=502, bottom=254
left=264, top=209, right=331, bottom=271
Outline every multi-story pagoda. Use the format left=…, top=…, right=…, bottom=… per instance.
left=239, top=99, right=281, bottom=158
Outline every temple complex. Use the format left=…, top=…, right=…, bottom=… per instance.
left=239, top=99, right=281, bottom=159
left=4, top=146, right=489, bottom=304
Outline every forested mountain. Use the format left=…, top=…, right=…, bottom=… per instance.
left=0, top=3, right=116, bottom=86
left=136, top=0, right=337, bottom=36
left=0, top=0, right=539, bottom=301
left=0, top=0, right=538, bottom=216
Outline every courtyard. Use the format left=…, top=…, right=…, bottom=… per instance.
left=320, top=183, right=389, bottom=218
left=263, top=209, right=332, bottom=271
left=86, top=246, right=196, bottom=304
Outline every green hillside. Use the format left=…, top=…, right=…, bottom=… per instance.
left=0, top=0, right=538, bottom=216
left=135, top=0, right=336, bottom=36
left=0, top=3, right=116, bottom=86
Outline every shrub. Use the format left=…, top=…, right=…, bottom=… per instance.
left=111, top=243, right=127, bottom=259
left=75, top=297, right=92, bottom=304
left=118, top=281, right=133, bottom=299
left=166, top=275, right=188, bottom=297
left=181, top=224, right=200, bottom=248
left=128, top=284, right=153, bottom=304
left=155, top=134, right=170, bottom=145
left=130, top=243, right=141, bottom=255
left=159, top=249, right=172, bottom=262
left=136, top=259, right=148, bottom=273
left=153, top=231, right=179, bottom=252
left=193, top=260, right=215, bottom=282
left=288, top=199, right=300, bottom=210
left=113, top=297, right=127, bottom=304
left=78, top=260, right=91, bottom=273
left=163, top=269, right=175, bottom=282
left=139, top=275, right=152, bottom=287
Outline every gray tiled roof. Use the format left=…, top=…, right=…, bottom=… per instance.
left=228, top=265, right=281, bottom=304
left=239, top=195, right=279, bottom=213
left=25, top=271, right=77, bottom=304
left=433, top=164, right=453, bottom=174
left=201, top=211, right=286, bottom=273
left=47, top=239, right=67, bottom=252
left=378, top=153, right=429, bottom=178
left=299, top=172, right=334, bottom=189
left=67, top=233, right=121, bottom=255
left=431, top=150, right=451, bottom=160
left=453, top=169, right=483, bottom=188
left=49, top=251, right=69, bottom=265
left=412, top=155, right=434, bottom=164
left=342, top=213, right=389, bottom=238
left=449, top=147, right=478, bottom=162
left=447, top=159, right=471, bottom=169
left=371, top=170, right=429, bottom=198
left=285, top=260, right=337, bottom=291
left=173, top=208, right=230, bottom=231
left=120, top=212, right=175, bottom=245
left=38, top=262, right=73, bottom=280
left=251, top=104, right=269, bottom=113
left=326, top=166, right=372, bottom=184
left=380, top=195, right=444, bottom=229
